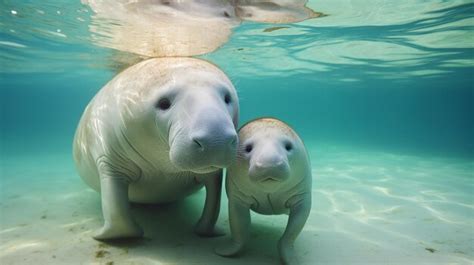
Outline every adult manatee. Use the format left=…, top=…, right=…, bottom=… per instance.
left=73, top=57, right=239, bottom=240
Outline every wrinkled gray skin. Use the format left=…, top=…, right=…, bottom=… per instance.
left=73, top=57, right=239, bottom=240
left=215, top=118, right=311, bottom=265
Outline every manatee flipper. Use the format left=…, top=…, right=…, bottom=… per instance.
left=93, top=161, right=143, bottom=240
left=194, top=170, right=224, bottom=237
left=278, top=195, right=311, bottom=265
left=215, top=199, right=250, bottom=257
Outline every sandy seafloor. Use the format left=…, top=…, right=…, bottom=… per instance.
left=0, top=143, right=472, bottom=265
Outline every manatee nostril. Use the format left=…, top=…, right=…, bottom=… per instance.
left=193, top=138, right=204, bottom=150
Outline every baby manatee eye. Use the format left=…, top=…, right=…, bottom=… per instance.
left=156, top=98, right=171, bottom=111
left=245, top=144, right=253, bottom=153
left=224, top=93, right=232, bottom=104
left=284, top=141, right=293, bottom=152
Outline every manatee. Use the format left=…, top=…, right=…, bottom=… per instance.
left=215, top=118, right=312, bottom=265
left=73, top=57, right=239, bottom=240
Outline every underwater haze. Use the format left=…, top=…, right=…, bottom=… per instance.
left=1, top=0, right=473, bottom=264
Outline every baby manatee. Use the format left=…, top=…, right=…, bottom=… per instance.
left=215, top=118, right=312, bottom=265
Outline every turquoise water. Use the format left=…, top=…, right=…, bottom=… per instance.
left=1, top=1, right=473, bottom=264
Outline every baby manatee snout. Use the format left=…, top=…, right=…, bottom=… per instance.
left=249, top=153, right=290, bottom=184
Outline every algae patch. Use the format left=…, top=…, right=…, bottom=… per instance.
left=425, top=247, right=436, bottom=253
left=95, top=250, right=110, bottom=258
left=263, top=26, right=289, bottom=33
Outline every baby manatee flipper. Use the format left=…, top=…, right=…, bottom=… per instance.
left=93, top=158, right=143, bottom=240
left=194, top=170, right=225, bottom=237
left=215, top=199, right=250, bottom=256
left=278, top=194, right=312, bottom=265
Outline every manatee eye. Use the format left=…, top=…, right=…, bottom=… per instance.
left=224, top=93, right=232, bottom=105
left=284, top=142, right=293, bottom=152
left=156, top=98, right=171, bottom=110
left=245, top=144, right=253, bottom=153
left=223, top=11, right=230, bottom=18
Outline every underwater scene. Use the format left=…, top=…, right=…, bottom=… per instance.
left=0, top=0, right=473, bottom=264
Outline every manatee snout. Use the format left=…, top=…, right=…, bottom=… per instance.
left=190, top=128, right=237, bottom=155
left=249, top=153, right=290, bottom=185
left=170, top=108, right=238, bottom=173
left=190, top=109, right=238, bottom=151
left=188, top=127, right=238, bottom=169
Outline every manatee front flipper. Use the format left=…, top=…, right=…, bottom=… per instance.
left=194, top=170, right=224, bottom=237
left=93, top=161, right=143, bottom=240
left=215, top=199, right=250, bottom=257
left=279, top=195, right=311, bottom=265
